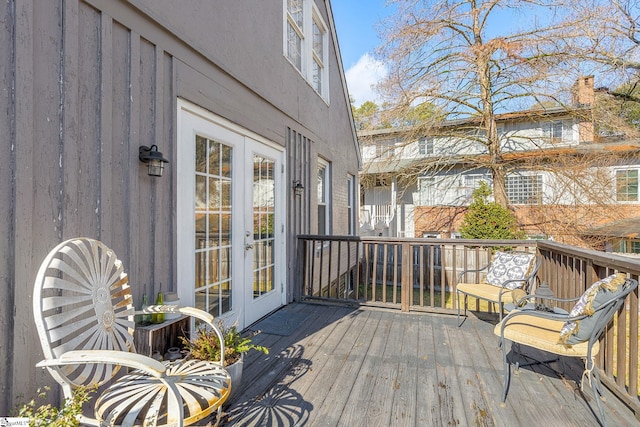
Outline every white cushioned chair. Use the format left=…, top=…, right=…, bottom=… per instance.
left=456, top=250, right=540, bottom=326
left=494, top=273, right=637, bottom=427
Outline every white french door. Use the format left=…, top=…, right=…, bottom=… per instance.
left=177, top=100, right=285, bottom=330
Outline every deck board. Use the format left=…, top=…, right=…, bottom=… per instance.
left=219, top=303, right=640, bottom=427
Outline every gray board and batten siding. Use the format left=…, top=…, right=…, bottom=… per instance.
left=0, top=0, right=359, bottom=413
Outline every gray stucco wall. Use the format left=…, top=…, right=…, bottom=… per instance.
left=0, top=0, right=359, bottom=412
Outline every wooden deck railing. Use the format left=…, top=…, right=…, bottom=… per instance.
left=297, top=235, right=640, bottom=417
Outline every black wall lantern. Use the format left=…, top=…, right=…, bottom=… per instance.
left=292, top=179, right=304, bottom=196
left=139, top=145, right=169, bottom=177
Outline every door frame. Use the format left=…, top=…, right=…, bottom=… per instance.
left=176, top=99, right=287, bottom=331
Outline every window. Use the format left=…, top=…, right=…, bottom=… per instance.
left=616, top=169, right=638, bottom=202
left=285, top=0, right=329, bottom=100
left=417, top=177, right=436, bottom=206
left=543, top=120, right=564, bottom=141
left=418, top=137, right=434, bottom=155
left=375, top=143, right=395, bottom=159
left=464, top=174, right=490, bottom=200
left=506, top=174, right=543, bottom=205
left=317, top=158, right=331, bottom=234
left=347, top=175, right=356, bottom=235
left=312, top=16, right=326, bottom=94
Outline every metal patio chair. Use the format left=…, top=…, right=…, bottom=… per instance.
left=495, top=274, right=638, bottom=427
left=456, top=250, right=541, bottom=326
left=33, top=237, right=231, bottom=426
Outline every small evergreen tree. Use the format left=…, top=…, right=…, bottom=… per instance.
left=459, top=181, right=525, bottom=240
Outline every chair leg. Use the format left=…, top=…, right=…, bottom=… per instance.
left=584, top=357, right=608, bottom=427
left=457, top=292, right=467, bottom=327
left=501, top=339, right=510, bottom=402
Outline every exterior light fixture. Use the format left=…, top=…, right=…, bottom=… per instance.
left=293, top=180, right=304, bottom=196
left=139, top=145, right=169, bottom=177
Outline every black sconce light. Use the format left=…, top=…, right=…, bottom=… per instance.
left=139, top=145, right=169, bottom=177
left=293, top=179, right=304, bottom=196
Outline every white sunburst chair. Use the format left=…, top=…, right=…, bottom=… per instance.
left=33, top=237, right=232, bottom=426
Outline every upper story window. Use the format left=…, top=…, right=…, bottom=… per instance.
left=418, top=137, right=434, bottom=155
left=616, top=169, right=638, bottom=202
left=375, top=142, right=395, bottom=159
left=285, top=0, right=329, bottom=101
left=317, top=158, right=331, bottom=234
left=543, top=120, right=564, bottom=142
left=506, top=174, right=543, bottom=205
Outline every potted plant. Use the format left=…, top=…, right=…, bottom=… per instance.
left=180, top=322, right=269, bottom=390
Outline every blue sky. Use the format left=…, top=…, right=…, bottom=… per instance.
left=331, top=2, right=533, bottom=107
left=332, top=1, right=395, bottom=107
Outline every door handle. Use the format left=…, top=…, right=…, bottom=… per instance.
left=245, top=231, right=253, bottom=251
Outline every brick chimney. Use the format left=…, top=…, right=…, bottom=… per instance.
left=572, top=75, right=594, bottom=106
left=572, top=76, right=595, bottom=143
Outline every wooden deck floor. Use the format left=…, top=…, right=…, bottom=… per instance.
left=219, top=302, right=639, bottom=427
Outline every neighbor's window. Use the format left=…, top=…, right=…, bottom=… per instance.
left=464, top=174, right=490, bottom=200
left=317, top=158, right=331, bottom=234
left=418, top=137, right=434, bottom=155
left=543, top=120, right=564, bottom=142
left=284, top=0, right=329, bottom=100
left=417, top=177, right=436, bottom=206
left=616, top=169, right=638, bottom=202
left=506, top=174, right=543, bottom=205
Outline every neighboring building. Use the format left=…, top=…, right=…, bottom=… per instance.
left=584, top=217, right=640, bottom=254
left=0, top=0, right=360, bottom=412
left=359, top=76, right=640, bottom=246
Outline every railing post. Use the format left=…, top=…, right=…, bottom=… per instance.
left=401, top=242, right=410, bottom=312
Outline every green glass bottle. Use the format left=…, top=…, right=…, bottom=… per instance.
left=153, top=291, right=165, bottom=324
left=141, top=293, right=152, bottom=325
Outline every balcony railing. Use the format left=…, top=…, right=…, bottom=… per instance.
left=297, top=235, right=640, bottom=417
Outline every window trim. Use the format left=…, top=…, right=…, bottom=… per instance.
left=615, top=168, right=639, bottom=203
left=283, top=0, right=329, bottom=101
left=418, top=137, right=434, bottom=155
left=317, top=158, right=331, bottom=234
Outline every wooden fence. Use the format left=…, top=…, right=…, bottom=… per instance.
left=297, top=235, right=640, bottom=418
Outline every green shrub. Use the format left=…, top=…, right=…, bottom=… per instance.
left=13, top=385, right=94, bottom=427
left=459, top=181, right=525, bottom=240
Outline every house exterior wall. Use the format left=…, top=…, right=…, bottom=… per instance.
left=360, top=93, right=639, bottom=244
left=0, top=0, right=358, bottom=412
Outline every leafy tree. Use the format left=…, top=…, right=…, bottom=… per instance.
left=459, top=181, right=525, bottom=240
left=352, top=100, right=381, bottom=130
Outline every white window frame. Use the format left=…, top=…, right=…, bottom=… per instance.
left=317, top=158, right=331, bottom=234
left=464, top=174, right=490, bottom=200
left=417, top=177, right=436, bottom=206
left=542, top=120, right=565, bottom=143
left=284, top=0, right=329, bottom=101
left=418, top=137, right=434, bottom=155
left=615, top=168, right=639, bottom=202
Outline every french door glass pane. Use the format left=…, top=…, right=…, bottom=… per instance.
left=252, top=155, right=275, bottom=299
left=194, top=135, right=233, bottom=317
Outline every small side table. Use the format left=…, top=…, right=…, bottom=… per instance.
left=134, top=316, right=189, bottom=357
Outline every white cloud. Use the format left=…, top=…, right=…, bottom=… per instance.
left=345, top=53, right=388, bottom=107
